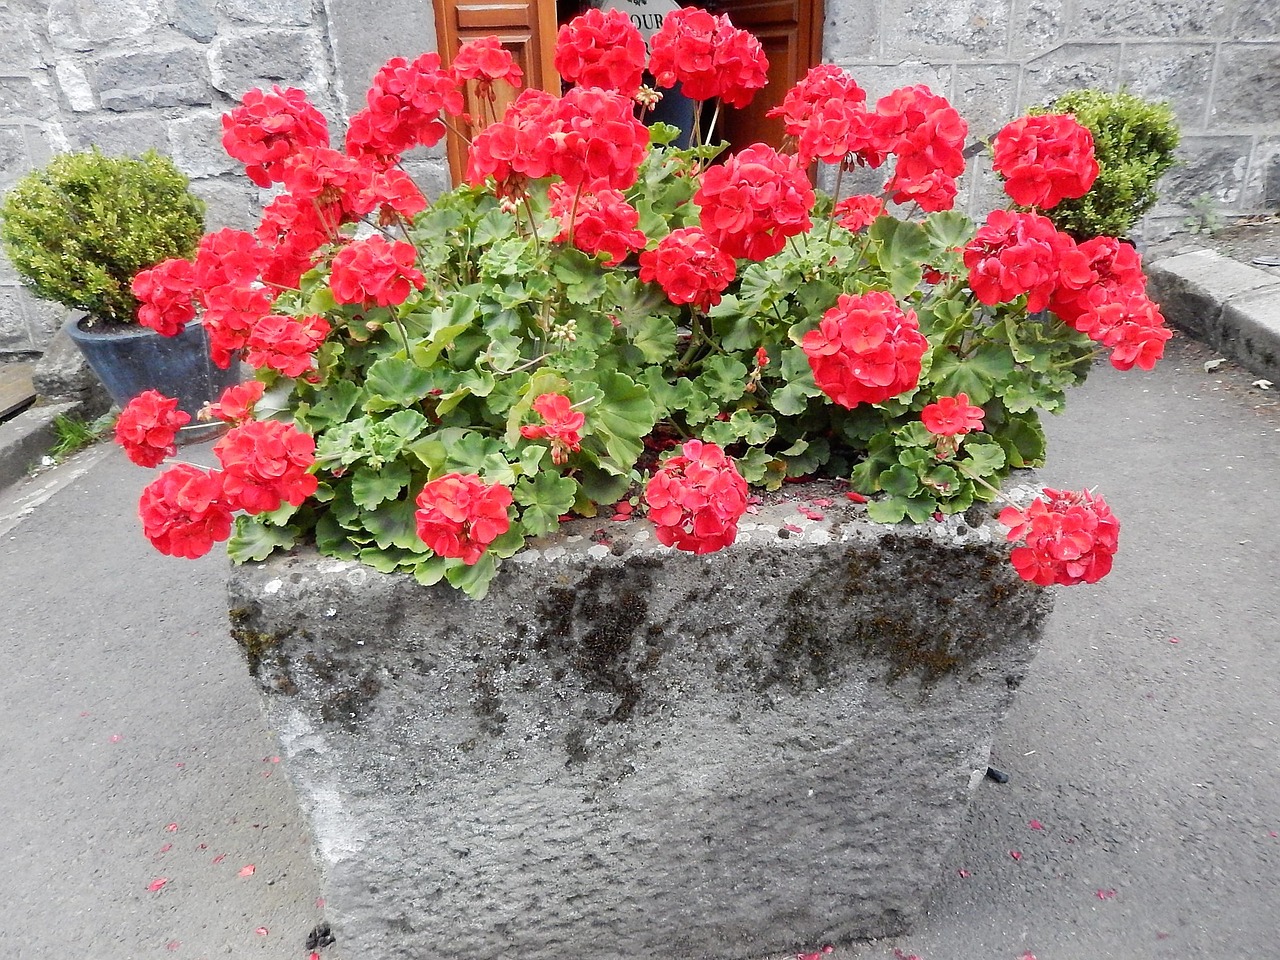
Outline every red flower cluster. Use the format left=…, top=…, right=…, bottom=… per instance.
left=922, top=393, right=984, bottom=436
left=554, top=8, right=647, bottom=98
left=132, top=258, right=198, bottom=336
left=648, top=7, right=768, bottom=108
left=993, top=113, right=1099, bottom=210
left=115, top=390, right=190, bottom=467
left=832, top=194, right=885, bottom=232
left=221, top=86, right=330, bottom=187
left=549, top=184, right=646, bottom=267
left=214, top=420, right=319, bottom=514
left=202, top=282, right=277, bottom=369
left=644, top=439, right=748, bottom=554
left=414, top=473, right=513, bottom=565
left=1077, top=292, right=1172, bottom=371
left=519, top=393, right=585, bottom=465
left=638, top=227, right=737, bottom=312
left=802, top=291, right=929, bottom=409
left=467, top=87, right=648, bottom=194
left=1048, top=236, right=1146, bottom=330
left=345, top=52, right=464, bottom=160
left=245, top=313, right=330, bottom=378
left=195, top=228, right=268, bottom=290
left=768, top=65, right=869, bottom=166
left=1000, top=488, right=1120, bottom=586
left=450, top=37, right=523, bottom=90
left=329, top=236, right=426, bottom=308
left=963, top=210, right=1070, bottom=313
left=206, top=381, right=265, bottom=425
left=138, top=463, right=234, bottom=559
left=256, top=193, right=332, bottom=287
left=877, top=86, right=968, bottom=213
left=695, top=144, right=814, bottom=261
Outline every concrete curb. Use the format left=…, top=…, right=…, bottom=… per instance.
left=1146, top=247, right=1280, bottom=384
left=0, top=401, right=82, bottom=491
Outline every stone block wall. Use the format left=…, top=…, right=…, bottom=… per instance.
left=1, top=0, right=1277, bottom=357
left=823, top=0, right=1280, bottom=234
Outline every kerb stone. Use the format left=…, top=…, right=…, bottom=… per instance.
left=229, top=496, right=1051, bottom=960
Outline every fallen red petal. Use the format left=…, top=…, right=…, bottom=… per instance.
left=797, top=952, right=821, bottom=960
left=310, top=954, right=320, bottom=960
left=892, top=949, right=923, bottom=960
left=174, top=762, right=185, bottom=769
left=109, top=734, right=123, bottom=743
left=315, top=897, right=325, bottom=909
left=159, top=843, right=172, bottom=854
left=197, top=843, right=207, bottom=850
left=1156, top=932, right=1169, bottom=940
left=164, top=823, right=179, bottom=832
left=254, top=927, right=269, bottom=936
left=1095, top=888, right=1117, bottom=900
left=812, top=498, right=834, bottom=508
left=1269, top=831, right=1278, bottom=838
left=146, top=878, right=169, bottom=892
left=845, top=491, right=868, bottom=503
left=166, top=940, right=181, bottom=951
left=1009, top=850, right=1022, bottom=861
left=212, top=853, right=226, bottom=864
left=957, top=868, right=971, bottom=878
left=238, top=864, right=256, bottom=878
left=1169, top=637, right=1180, bottom=643
left=1019, top=953, right=1038, bottom=960
left=783, top=522, right=804, bottom=534
left=822, top=948, right=834, bottom=955
left=1028, top=819, right=1044, bottom=830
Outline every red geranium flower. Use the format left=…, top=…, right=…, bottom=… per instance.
left=644, top=439, right=748, bottom=555
left=244, top=313, right=330, bottom=378
left=922, top=393, right=985, bottom=436
left=770, top=64, right=867, bottom=139
left=451, top=37, right=524, bottom=90
left=346, top=53, right=463, bottom=160
left=802, top=291, right=929, bottom=408
left=132, top=258, right=198, bottom=337
left=554, top=9, right=647, bottom=98
left=993, top=113, right=1099, bottom=210
left=548, top=183, right=646, bottom=267
left=638, top=227, right=737, bottom=312
left=520, top=393, right=585, bottom=465
left=1077, top=292, right=1172, bottom=371
left=115, top=389, right=191, bottom=467
left=214, top=420, right=319, bottom=514
left=221, top=86, right=330, bottom=187
left=414, top=473, right=513, bottom=565
left=878, top=86, right=967, bottom=213
left=138, top=463, right=234, bottom=559
left=194, top=229, right=268, bottom=292
left=466, top=88, right=561, bottom=191
left=695, top=143, right=814, bottom=261
left=649, top=8, right=768, bottom=108
left=551, top=86, right=650, bottom=192
left=832, top=194, right=885, bottom=232
left=1000, top=487, right=1120, bottom=586
left=1048, top=236, right=1146, bottom=330
left=255, top=194, right=334, bottom=288
left=207, top=381, right=266, bottom=425
left=202, top=283, right=277, bottom=369
left=329, top=236, right=426, bottom=308
left=963, top=209, right=1069, bottom=312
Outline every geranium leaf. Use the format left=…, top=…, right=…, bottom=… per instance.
left=587, top=371, right=656, bottom=473
left=364, top=356, right=434, bottom=411
left=514, top=470, right=578, bottom=537
left=227, top=516, right=300, bottom=563
left=351, top=461, right=411, bottom=509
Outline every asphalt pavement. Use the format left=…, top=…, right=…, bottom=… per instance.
left=2, top=330, right=1278, bottom=959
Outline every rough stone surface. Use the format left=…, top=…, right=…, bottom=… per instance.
left=1233, top=0, right=1280, bottom=37
left=1119, top=43, right=1215, bottom=128
left=1211, top=44, right=1280, bottom=127
left=189, top=176, right=261, bottom=230
left=1018, top=42, right=1120, bottom=110
left=1072, top=0, right=1229, bottom=38
left=69, top=112, right=169, bottom=154
left=322, top=0, right=439, bottom=116
left=882, top=0, right=1010, bottom=58
left=1154, top=135, right=1253, bottom=211
left=952, top=63, right=1019, bottom=139
left=209, top=28, right=324, bottom=96
left=169, top=111, right=240, bottom=177
left=228, top=497, right=1052, bottom=960
left=93, top=45, right=212, bottom=111
left=821, top=0, right=880, bottom=61
left=31, top=320, right=110, bottom=407
left=219, top=0, right=314, bottom=27
left=0, top=400, right=78, bottom=490
left=1009, top=0, right=1066, bottom=56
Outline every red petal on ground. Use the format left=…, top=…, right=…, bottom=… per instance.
left=892, top=949, right=923, bottom=960
left=845, top=491, right=868, bottom=503
left=1156, top=932, right=1170, bottom=940
left=822, top=948, right=834, bottom=955
left=1028, top=819, right=1044, bottom=830
left=1009, top=850, right=1022, bottom=860
left=310, top=954, right=321, bottom=960
left=812, top=498, right=834, bottom=507
left=109, top=734, right=123, bottom=743
left=212, top=853, right=226, bottom=864
left=315, top=897, right=326, bottom=909
left=197, top=843, right=207, bottom=850
left=164, top=823, right=179, bottom=832
left=1269, top=831, right=1278, bottom=838
left=799, top=507, right=825, bottom=521
left=1019, top=953, right=1038, bottom=960
left=957, top=868, right=971, bottom=878
left=146, top=878, right=169, bottom=892
left=238, top=864, right=256, bottom=878
left=1169, top=637, right=1180, bottom=643
left=254, top=927, right=269, bottom=936
left=783, top=522, right=804, bottom=534
left=174, top=762, right=185, bottom=768
left=166, top=940, right=181, bottom=951
left=1095, top=888, right=1117, bottom=899
left=159, top=844, right=172, bottom=854
left=797, top=952, right=821, bottom=960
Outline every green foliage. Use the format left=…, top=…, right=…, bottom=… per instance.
left=0, top=148, right=205, bottom=325
left=1033, top=89, right=1181, bottom=239
left=48, top=411, right=114, bottom=461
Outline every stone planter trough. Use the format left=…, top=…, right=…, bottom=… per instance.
left=227, top=488, right=1052, bottom=960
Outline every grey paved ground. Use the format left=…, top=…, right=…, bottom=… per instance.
left=2, top=329, right=1278, bottom=959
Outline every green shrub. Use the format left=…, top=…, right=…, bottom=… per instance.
left=1033, top=89, right=1181, bottom=239
left=0, top=148, right=205, bottom=326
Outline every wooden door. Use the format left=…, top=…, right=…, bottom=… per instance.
left=434, top=0, right=562, bottom=184
left=702, top=0, right=823, bottom=157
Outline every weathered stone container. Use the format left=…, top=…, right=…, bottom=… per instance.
left=228, top=489, right=1051, bottom=960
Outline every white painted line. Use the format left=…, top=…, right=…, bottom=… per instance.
left=0, top=445, right=111, bottom=538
